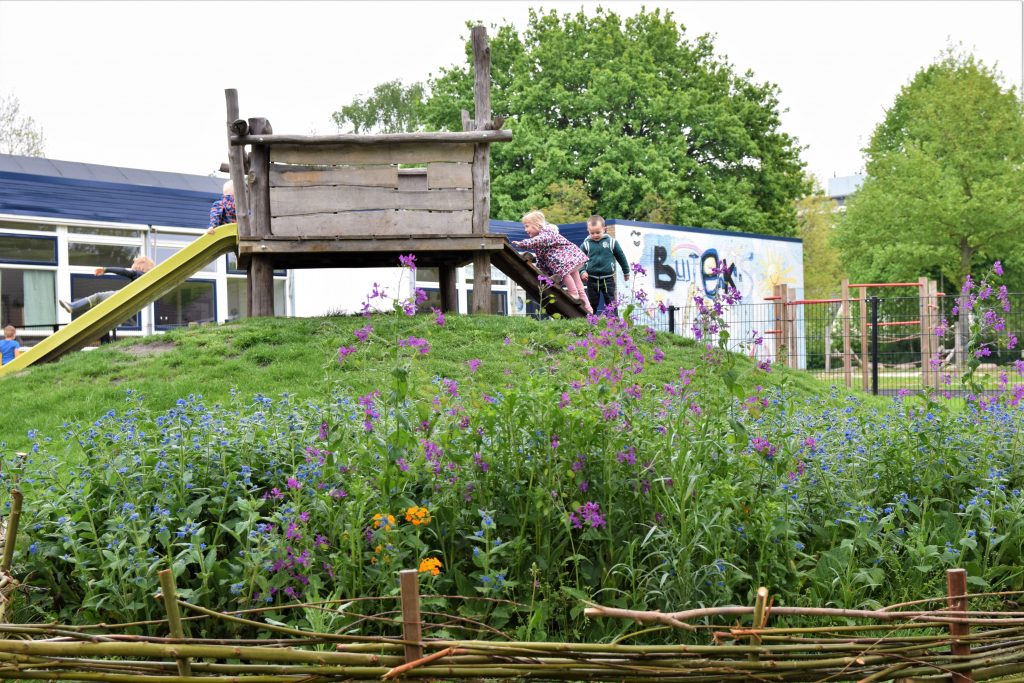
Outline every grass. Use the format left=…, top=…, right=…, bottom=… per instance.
left=0, top=313, right=847, bottom=449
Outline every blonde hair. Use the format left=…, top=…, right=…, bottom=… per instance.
left=3, top=325, right=14, bottom=339
left=222, top=179, right=235, bottom=196
left=132, top=256, right=156, bottom=273
left=521, top=210, right=546, bottom=229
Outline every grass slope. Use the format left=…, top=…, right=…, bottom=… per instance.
left=0, top=314, right=840, bottom=448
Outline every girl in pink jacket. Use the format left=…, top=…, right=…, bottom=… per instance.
left=512, top=211, right=593, bottom=314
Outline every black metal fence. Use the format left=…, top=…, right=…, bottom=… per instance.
left=633, top=292, right=1024, bottom=395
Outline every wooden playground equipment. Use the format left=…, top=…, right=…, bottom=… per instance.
left=224, top=26, right=586, bottom=320
left=767, top=278, right=945, bottom=390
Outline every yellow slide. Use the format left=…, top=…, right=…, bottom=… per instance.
left=0, top=224, right=238, bottom=377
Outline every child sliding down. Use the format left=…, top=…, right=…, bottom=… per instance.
left=512, top=211, right=593, bottom=314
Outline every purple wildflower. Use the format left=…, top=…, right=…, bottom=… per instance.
left=399, top=253, right=417, bottom=270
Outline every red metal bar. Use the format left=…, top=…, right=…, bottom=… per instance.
left=787, top=298, right=843, bottom=305
left=876, top=320, right=920, bottom=327
left=763, top=295, right=782, bottom=301
left=763, top=329, right=782, bottom=335
left=848, top=282, right=923, bottom=288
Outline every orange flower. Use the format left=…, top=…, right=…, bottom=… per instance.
left=418, top=557, right=442, bottom=576
left=405, top=506, right=432, bottom=526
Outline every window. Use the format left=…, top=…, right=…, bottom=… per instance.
left=69, top=226, right=143, bottom=239
left=154, top=245, right=217, bottom=274
left=0, top=221, right=57, bottom=233
left=466, top=290, right=508, bottom=315
left=463, top=264, right=507, bottom=284
left=0, top=268, right=56, bottom=331
left=155, top=279, right=216, bottom=329
left=418, top=288, right=442, bottom=312
left=68, top=243, right=141, bottom=268
left=416, top=267, right=440, bottom=283
left=226, top=278, right=286, bottom=320
left=225, top=252, right=285, bottom=276
left=0, top=233, right=57, bottom=265
left=70, top=273, right=139, bottom=329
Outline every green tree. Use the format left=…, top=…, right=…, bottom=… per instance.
left=797, top=180, right=844, bottom=298
left=541, top=179, right=596, bottom=224
left=338, top=8, right=808, bottom=233
left=833, top=51, right=1024, bottom=293
left=331, top=80, right=427, bottom=134
left=0, top=92, right=45, bottom=156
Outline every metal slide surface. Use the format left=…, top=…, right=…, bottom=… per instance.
left=491, top=241, right=588, bottom=319
left=0, top=224, right=239, bottom=377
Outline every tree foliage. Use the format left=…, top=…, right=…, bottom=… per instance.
left=331, top=80, right=427, bottom=134
left=0, top=92, right=45, bottom=156
left=796, top=180, right=844, bottom=298
left=833, top=51, right=1024, bottom=293
left=333, top=8, right=808, bottom=234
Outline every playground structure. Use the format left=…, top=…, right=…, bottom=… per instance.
left=225, top=25, right=585, bottom=320
left=765, top=278, right=946, bottom=391
left=0, top=26, right=585, bottom=376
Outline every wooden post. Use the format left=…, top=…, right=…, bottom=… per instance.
left=778, top=284, right=790, bottom=367
left=439, top=264, right=458, bottom=313
left=918, top=276, right=930, bottom=389
left=224, top=89, right=251, bottom=237
left=469, top=25, right=493, bottom=314
left=247, top=117, right=275, bottom=317
left=399, top=569, right=423, bottom=664
left=946, top=568, right=972, bottom=683
left=928, top=279, right=940, bottom=388
left=0, top=490, right=22, bottom=574
left=841, top=279, right=852, bottom=389
left=859, top=286, right=869, bottom=391
left=747, top=586, right=769, bottom=677
left=786, top=286, right=798, bottom=369
left=157, top=569, right=192, bottom=677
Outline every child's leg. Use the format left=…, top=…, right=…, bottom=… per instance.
left=567, top=270, right=592, bottom=313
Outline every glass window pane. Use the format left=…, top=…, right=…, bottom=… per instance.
left=462, top=264, right=507, bottom=284
left=69, top=226, right=143, bottom=239
left=0, top=234, right=57, bottom=265
left=152, top=232, right=199, bottom=244
left=155, top=280, right=216, bottom=329
left=70, top=274, right=139, bottom=329
left=417, top=267, right=440, bottom=283
left=155, top=245, right=216, bottom=273
left=1, top=268, right=56, bottom=331
left=227, top=278, right=287, bottom=320
left=465, top=289, right=508, bottom=315
left=225, top=252, right=285, bottom=276
left=419, top=288, right=442, bottom=311
left=68, top=243, right=141, bottom=268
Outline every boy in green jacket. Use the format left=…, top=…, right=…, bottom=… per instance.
left=580, top=215, right=630, bottom=313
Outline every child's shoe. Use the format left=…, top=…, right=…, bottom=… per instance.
left=58, top=299, right=72, bottom=314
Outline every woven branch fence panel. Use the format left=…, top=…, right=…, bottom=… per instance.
left=0, top=566, right=1022, bottom=682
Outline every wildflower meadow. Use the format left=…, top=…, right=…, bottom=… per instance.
left=1, top=260, right=1022, bottom=641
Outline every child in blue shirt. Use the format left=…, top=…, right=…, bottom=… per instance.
left=0, top=325, right=20, bottom=365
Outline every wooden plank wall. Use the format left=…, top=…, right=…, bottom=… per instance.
left=267, top=143, right=475, bottom=237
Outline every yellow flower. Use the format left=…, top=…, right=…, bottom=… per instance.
left=405, top=506, right=432, bottom=526
left=372, top=513, right=396, bottom=530
left=418, top=557, right=442, bottom=576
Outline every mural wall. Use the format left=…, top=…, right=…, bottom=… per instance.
left=613, top=221, right=805, bottom=365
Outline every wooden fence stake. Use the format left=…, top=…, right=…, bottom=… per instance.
left=748, top=587, right=768, bottom=664
left=841, top=279, right=853, bottom=388
left=157, top=569, right=192, bottom=677
left=399, top=568, right=423, bottom=664
left=1, top=489, right=23, bottom=574
left=946, top=568, right=972, bottom=683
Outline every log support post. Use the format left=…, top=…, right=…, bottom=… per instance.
left=439, top=264, right=458, bottom=313
left=947, top=568, right=972, bottom=683
left=157, top=569, right=192, bottom=677
left=248, top=117, right=275, bottom=317
left=399, top=569, right=423, bottom=664
left=469, top=25, right=493, bottom=314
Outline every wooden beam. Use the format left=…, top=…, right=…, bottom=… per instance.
left=271, top=142, right=474, bottom=166
left=248, top=117, right=275, bottom=317
left=232, top=129, right=512, bottom=146
left=271, top=210, right=473, bottom=237
left=270, top=186, right=473, bottom=216
left=224, top=89, right=252, bottom=237
left=470, top=25, right=493, bottom=313
left=269, top=164, right=399, bottom=188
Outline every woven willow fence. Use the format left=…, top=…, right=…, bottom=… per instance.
left=0, top=491, right=1023, bottom=682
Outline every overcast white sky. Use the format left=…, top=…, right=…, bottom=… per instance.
left=1, top=1, right=1021, bottom=190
